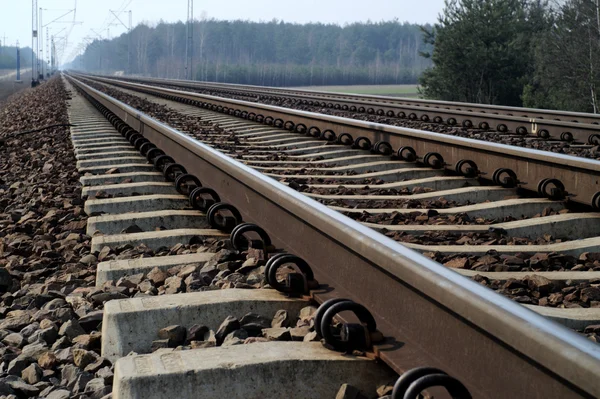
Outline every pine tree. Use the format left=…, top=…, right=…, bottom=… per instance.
left=419, top=0, right=546, bottom=106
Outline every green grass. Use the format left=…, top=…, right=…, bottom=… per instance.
left=292, top=84, right=420, bottom=97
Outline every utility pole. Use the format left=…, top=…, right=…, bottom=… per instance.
left=32, top=0, right=38, bottom=87
left=39, top=7, right=44, bottom=80
left=185, top=0, right=194, bottom=80
left=16, top=41, right=22, bottom=83
left=50, top=36, right=54, bottom=73
left=0, top=33, right=5, bottom=57
left=129, top=10, right=132, bottom=75
left=46, top=27, right=50, bottom=76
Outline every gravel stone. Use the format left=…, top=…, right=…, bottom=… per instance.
left=7, top=354, right=34, bottom=376
left=336, top=383, right=367, bottom=399
left=21, top=363, right=43, bottom=385
left=215, top=316, right=240, bottom=345
left=271, top=309, right=291, bottom=328
left=46, top=389, right=72, bottom=399
left=157, top=325, right=187, bottom=347
left=73, top=348, right=98, bottom=369
left=262, top=327, right=291, bottom=341
left=221, top=329, right=248, bottom=346
left=3, top=375, right=40, bottom=397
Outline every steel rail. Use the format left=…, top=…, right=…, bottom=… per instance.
left=66, top=74, right=600, bottom=399
left=74, top=73, right=600, bottom=208
left=102, top=74, right=600, bottom=143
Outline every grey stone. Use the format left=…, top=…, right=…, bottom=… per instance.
left=151, top=339, right=170, bottom=351
left=262, top=327, right=291, bottom=341
left=157, top=325, right=187, bottom=347
left=299, top=306, right=317, bottom=321
left=0, top=381, right=15, bottom=396
left=290, top=326, right=312, bottom=341
left=60, top=364, right=79, bottom=387
left=95, top=366, right=114, bottom=384
left=90, top=292, right=127, bottom=305
left=0, top=313, right=31, bottom=331
left=85, top=377, right=107, bottom=395
left=204, top=329, right=217, bottom=344
left=72, top=372, right=95, bottom=394
left=177, top=265, right=198, bottom=278
left=240, top=313, right=271, bottom=337
left=28, top=326, right=58, bottom=345
left=51, top=336, right=71, bottom=350
left=190, top=340, right=216, bottom=349
left=38, top=385, right=55, bottom=397
left=39, top=319, right=57, bottom=330
left=0, top=329, right=11, bottom=340
left=98, top=246, right=113, bottom=262
left=53, top=308, right=77, bottom=324
left=46, top=389, right=72, bottom=399
left=21, top=363, right=43, bottom=385
left=2, top=333, right=24, bottom=348
left=73, top=349, right=98, bottom=369
left=137, top=280, right=155, bottom=293
left=245, top=269, right=265, bottom=286
left=199, top=261, right=219, bottom=277
left=80, top=254, right=98, bottom=265
left=163, top=275, right=185, bottom=295
left=55, top=347, right=74, bottom=363
left=21, top=342, right=49, bottom=360
left=84, top=357, right=110, bottom=374
left=215, top=316, right=240, bottom=345
left=376, top=384, right=394, bottom=397
left=211, top=249, right=237, bottom=263
left=146, top=267, right=167, bottom=285
left=186, top=325, right=208, bottom=343
left=19, top=323, right=40, bottom=339
left=3, top=375, right=40, bottom=397
left=33, top=381, right=51, bottom=392
left=303, top=331, right=319, bottom=342
left=58, top=320, right=86, bottom=340
left=42, top=299, right=67, bottom=311
left=7, top=354, right=34, bottom=376
left=78, top=310, right=104, bottom=332
left=221, top=329, right=248, bottom=347
left=271, top=309, right=290, bottom=328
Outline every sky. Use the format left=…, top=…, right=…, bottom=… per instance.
left=0, top=0, right=445, bottom=64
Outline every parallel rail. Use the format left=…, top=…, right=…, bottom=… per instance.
left=104, top=74, right=600, bottom=144
left=74, top=73, right=600, bottom=209
left=67, top=74, right=600, bottom=398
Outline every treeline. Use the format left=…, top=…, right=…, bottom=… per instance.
left=70, top=19, right=433, bottom=86
left=420, top=0, right=600, bottom=113
left=0, top=46, right=34, bottom=69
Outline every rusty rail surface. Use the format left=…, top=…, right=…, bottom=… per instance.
left=74, top=73, right=600, bottom=209
left=100, top=73, right=600, bottom=144
left=66, top=75, right=600, bottom=398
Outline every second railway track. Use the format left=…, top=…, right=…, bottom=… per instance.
left=103, top=74, right=600, bottom=148
left=58, top=73, right=600, bottom=398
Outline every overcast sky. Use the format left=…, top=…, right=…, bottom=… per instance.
left=0, top=0, right=445, bottom=64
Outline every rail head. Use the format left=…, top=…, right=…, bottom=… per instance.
left=67, top=74, right=600, bottom=399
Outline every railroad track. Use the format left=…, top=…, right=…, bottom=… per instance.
left=61, top=72, right=600, bottom=398
left=103, top=73, right=600, bottom=147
